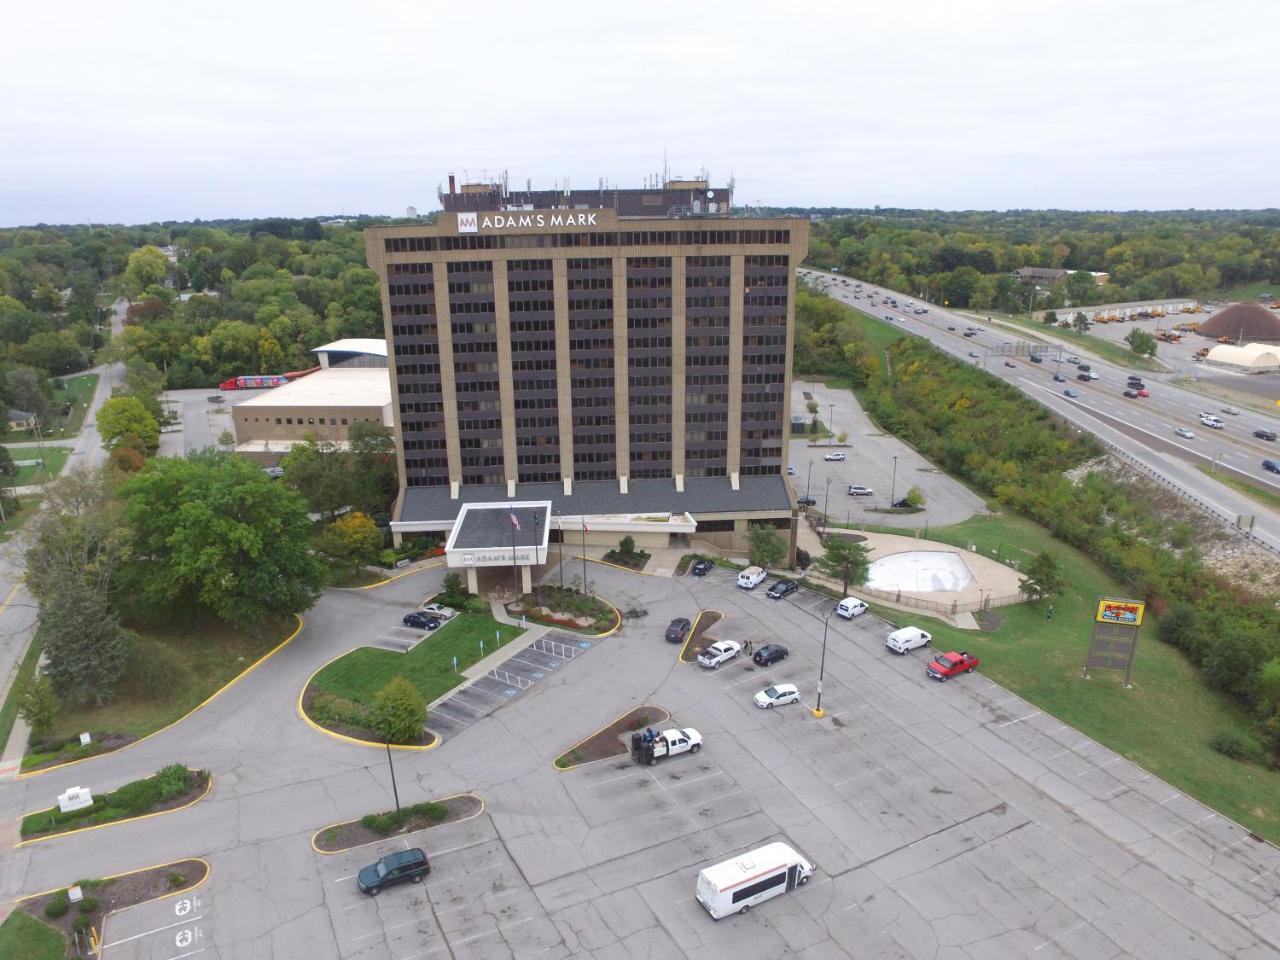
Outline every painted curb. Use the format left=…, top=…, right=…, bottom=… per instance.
left=357, top=558, right=445, bottom=590
left=17, top=616, right=304, bottom=780
left=309, top=793, right=486, bottom=855
left=516, top=594, right=623, bottom=640
left=678, top=609, right=723, bottom=664
left=576, top=553, right=660, bottom=577
left=553, top=704, right=671, bottom=772
left=17, top=771, right=213, bottom=848
left=14, top=856, right=211, bottom=908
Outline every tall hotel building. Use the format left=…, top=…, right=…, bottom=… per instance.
left=365, top=174, right=808, bottom=581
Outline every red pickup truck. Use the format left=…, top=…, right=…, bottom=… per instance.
left=926, top=651, right=979, bottom=681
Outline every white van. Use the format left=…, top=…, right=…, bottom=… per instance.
left=695, top=842, right=814, bottom=919
left=835, top=597, right=868, bottom=619
left=885, top=626, right=931, bottom=654
left=737, top=566, right=767, bottom=589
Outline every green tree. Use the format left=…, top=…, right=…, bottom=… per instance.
left=1256, top=657, right=1280, bottom=716
left=218, top=429, right=235, bottom=451
left=1124, top=328, right=1158, bottom=358
left=17, top=674, right=59, bottom=739
left=618, top=535, right=636, bottom=558
left=123, top=246, right=169, bottom=298
left=813, top=537, right=870, bottom=594
left=370, top=676, right=427, bottom=744
left=0, top=445, right=15, bottom=480
left=904, top=485, right=925, bottom=507
left=318, top=511, right=383, bottom=573
left=1042, top=310, right=1058, bottom=326
left=39, top=577, right=129, bottom=706
left=747, top=524, right=788, bottom=569
left=348, top=421, right=397, bottom=516
left=1260, top=711, right=1280, bottom=770
left=281, top=436, right=354, bottom=519
left=23, top=468, right=130, bottom=603
left=3, top=365, right=51, bottom=429
left=117, top=451, right=326, bottom=628
left=98, top=395, right=159, bottom=451
left=1020, top=551, right=1064, bottom=600
left=1073, top=312, right=1090, bottom=333
left=17, top=331, right=87, bottom=375
left=119, top=358, right=167, bottom=421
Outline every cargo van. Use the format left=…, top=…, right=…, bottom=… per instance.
left=835, top=597, right=868, bottom=619
left=885, top=626, right=931, bottom=654
left=737, top=566, right=767, bottom=589
left=695, top=842, right=814, bottom=919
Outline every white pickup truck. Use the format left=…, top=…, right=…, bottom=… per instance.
left=632, top=728, right=703, bottom=765
left=698, top=640, right=742, bottom=669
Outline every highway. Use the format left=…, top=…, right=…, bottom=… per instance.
left=800, top=268, right=1280, bottom=553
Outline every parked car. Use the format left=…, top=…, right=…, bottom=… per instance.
left=766, top=579, right=799, bottom=599
left=947, top=324, right=956, bottom=329
left=823, top=451, right=847, bottom=462
left=690, top=558, right=715, bottom=576
left=402, top=612, right=441, bottom=630
left=835, top=596, right=868, bottom=618
left=786, top=464, right=796, bottom=475
left=847, top=484, right=873, bottom=496
left=698, top=640, right=742, bottom=669
left=1254, top=429, right=1278, bottom=442
left=358, top=848, right=430, bottom=895
left=892, top=497, right=912, bottom=508
left=753, top=643, right=789, bottom=666
left=665, top=618, right=692, bottom=643
left=925, top=650, right=980, bottom=681
left=754, top=683, right=801, bottom=709
left=737, top=566, right=767, bottom=589
left=1063, top=389, right=1078, bottom=398
left=633, top=728, right=702, bottom=765
left=1003, top=360, right=1016, bottom=368
left=1175, top=427, right=1195, bottom=439
left=419, top=602, right=458, bottom=619
left=1029, top=355, right=1043, bottom=363
left=796, top=495, right=817, bottom=506
left=885, top=626, right=931, bottom=655
left=968, top=350, right=980, bottom=357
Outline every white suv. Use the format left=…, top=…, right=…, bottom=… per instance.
left=824, top=451, right=847, bottom=462
left=698, top=640, right=742, bottom=669
left=1199, top=414, right=1224, bottom=429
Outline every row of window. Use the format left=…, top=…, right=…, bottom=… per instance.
left=385, top=230, right=792, bottom=253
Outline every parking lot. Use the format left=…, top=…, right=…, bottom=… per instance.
left=100, top=885, right=212, bottom=960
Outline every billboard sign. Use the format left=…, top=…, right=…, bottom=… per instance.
left=1095, top=598, right=1145, bottom=627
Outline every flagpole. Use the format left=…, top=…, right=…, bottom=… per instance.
left=557, top=509, right=564, bottom=589
left=511, top=508, right=519, bottom=601
left=581, top=517, right=587, bottom=593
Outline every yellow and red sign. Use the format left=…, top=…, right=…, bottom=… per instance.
left=1095, top=598, right=1145, bottom=626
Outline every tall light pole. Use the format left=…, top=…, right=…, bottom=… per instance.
left=805, top=461, right=813, bottom=502
left=889, top=455, right=899, bottom=507
left=823, top=477, right=832, bottom=539
left=828, top=403, right=835, bottom=444
left=812, top=612, right=831, bottom=718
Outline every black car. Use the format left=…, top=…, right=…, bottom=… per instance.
left=1123, top=389, right=1139, bottom=398
left=665, top=618, right=692, bottom=643
left=1052, top=373, right=1066, bottom=382
left=766, top=580, right=798, bottom=599
left=796, top=495, right=817, bottom=506
left=358, top=847, right=430, bottom=895
left=1254, top=429, right=1277, bottom=442
left=753, top=643, right=789, bottom=666
left=402, top=612, right=441, bottom=630
left=892, top=497, right=912, bottom=508
left=690, top=558, right=714, bottom=576
left=1029, top=355, right=1043, bottom=363
left=1076, top=373, right=1091, bottom=381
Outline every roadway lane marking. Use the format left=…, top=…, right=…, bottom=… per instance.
left=161, top=951, right=206, bottom=960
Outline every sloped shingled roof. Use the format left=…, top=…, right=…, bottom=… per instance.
left=1199, top=303, right=1280, bottom=341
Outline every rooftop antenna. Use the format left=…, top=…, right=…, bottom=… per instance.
left=663, top=148, right=669, bottom=186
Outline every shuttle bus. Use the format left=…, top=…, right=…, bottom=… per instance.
left=695, top=842, right=814, bottom=919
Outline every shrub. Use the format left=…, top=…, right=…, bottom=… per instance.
left=73, top=914, right=93, bottom=932
left=109, top=777, right=161, bottom=817
left=1210, top=730, right=1261, bottom=763
left=361, top=812, right=398, bottom=835
left=795, top=548, right=811, bottom=570
left=78, top=896, right=98, bottom=914
left=369, top=676, right=427, bottom=744
left=45, top=890, right=70, bottom=918
left=618, top=535, right=636, bottom=557
left=154, top=764, right=191, bottom=801
left=167, top=872, right=186, bottom=888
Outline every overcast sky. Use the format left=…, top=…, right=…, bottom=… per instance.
left=3, top=0, right=1277, bottom=226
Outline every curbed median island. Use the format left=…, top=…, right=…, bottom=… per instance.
left=507, top=584, right=620, bottom=635
left=313, top=793, right=483, bottom=852
left=20, top=765, right=210, bottom=842
left=554, top=705, right=670, bottom=769
left=678, top=610, right=724, bottom=664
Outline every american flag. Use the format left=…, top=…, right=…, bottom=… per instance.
left=509, top=511, right=521, bottom=531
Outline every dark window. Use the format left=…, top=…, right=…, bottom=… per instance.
left=731, top=871, right=787, bottom=904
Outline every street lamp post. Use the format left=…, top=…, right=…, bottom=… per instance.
left=805, top=461, right=813, bottom=502
left=889, top=456, right=899, bottom=507
left=828, top=403, right=835, bottom=444
left=384, top=742, right=402, bottom=814
left=823, top=477, right=831, bottom=538
left=812, top=613, right=831, bottom=718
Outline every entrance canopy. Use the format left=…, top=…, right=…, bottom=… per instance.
left=444, top=501, right=552, bottom=570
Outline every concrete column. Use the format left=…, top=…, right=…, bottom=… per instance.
left=520, top=565, right=532, bottom=594
left=431, top=262, right=463, bottom=485
left=612, top=257, right=630, bottom=488
left=727, top=255, right=745, bottom=486
left=671, top=255, right=686, bottom=483
left=465, top=566, right=478, bottom=594
left=492, top=260, right=518, bottom=488
left=553, top=258, right=574, bottom=483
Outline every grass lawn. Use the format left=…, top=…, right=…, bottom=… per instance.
left=0, top=497, right=38, bottom=540
left=987, top=312, right=1163, bottom=371
left=1197, top=465, right=1280, bottom=512
left=874, top=512, right=1280, bottom=844
left=48, top=372, right=99, bottom=438
left=0, top=911, right=64, bottom=960
left=311, top=613, right=522, bottom=707
left=13, top=448, right=70, bottom=485
left=1218, top=280, right=1278, bottom=302
left=40, top=617, right=295, bottom=745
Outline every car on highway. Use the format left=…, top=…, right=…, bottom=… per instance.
left=698, top=640, right=742, bottom=669
left=1123, top=389, right=1139, bottom=399
left=963, top=331, right=976, bottom=338
left=1175, top=427, right=1195, bottom=439
left=1076, top=373, right=1091, bottom=381
left=824, top=451, right=847, bottom=462
left=766, top=579, right=799, bottom=600
left=1029, top=354, right=1043, bottom=363
left=1136, top=388, right=1149, bottom=397
left=884, top=314, right=893, bottom=321
left=1254, top=429, right=1277, bottom=442
left=358, top=848, right=430, bottom=895
left=1200, top=414, right=1224, bottom=429
left=1053, top=373, right=1066, bottom=382
left=1222, top=406, right=1241, bottom=416
left=754, top=683, right=801, bottom=709
left=797, top=494, right=817, bottom=506
left=752, top=643, right=789, bottom=666
left=1265, top=459, right=1280, bottom=474
left=948, top=325, right=956, bottom=330
left=1063, top=389, right=1078, bottom=397
left=402, top=612, right=441, bottom=630
left=847, top=484, right=873, bottom=496
left=690, top=558, right=715, bottom=576
left=1004, top=360, right=1016, bottom=368
left=665, top=618, right=692, bottom=643
left=1066, top=355, right=1080, bottom=364
left=968, top=351, right=980, bottom=357
left=926, top=651, right=980, bottom=681
left=419, top=602, right=458, bottom=619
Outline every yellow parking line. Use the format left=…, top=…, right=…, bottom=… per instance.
left=678, top=609, right=723, bottom=664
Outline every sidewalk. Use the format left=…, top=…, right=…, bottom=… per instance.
left=0, top=716, right=29, bottom=779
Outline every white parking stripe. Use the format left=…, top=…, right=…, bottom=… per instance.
left=102, top=916, right=204, bottom=948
